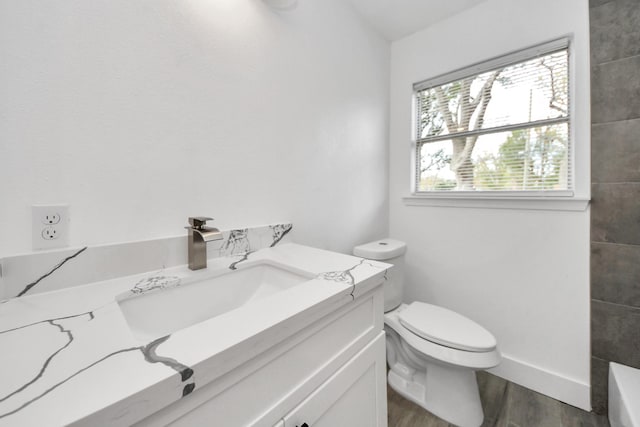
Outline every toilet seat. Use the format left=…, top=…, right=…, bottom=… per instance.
left=384, top=304, right=501, bottom=370
left=398, top=302, right=496, bottom=352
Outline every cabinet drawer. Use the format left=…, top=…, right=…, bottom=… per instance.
left=283, top=332, right=387, bottom=427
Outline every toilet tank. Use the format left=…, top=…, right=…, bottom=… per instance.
left=353, top=239, right=406, bottom=312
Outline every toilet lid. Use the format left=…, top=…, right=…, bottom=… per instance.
left=398, top=302, right=497, bottom=352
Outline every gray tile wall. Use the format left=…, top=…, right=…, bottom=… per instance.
left=590, top=0, right=640, bottom=414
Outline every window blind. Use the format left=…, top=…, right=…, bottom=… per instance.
left=414, top=39, right=571, bottom=193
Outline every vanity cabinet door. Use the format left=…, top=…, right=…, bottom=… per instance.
left=283, top=332, right=387, bottom=427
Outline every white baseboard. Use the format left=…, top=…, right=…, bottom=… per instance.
left=487, top=354, right=591, bottom=411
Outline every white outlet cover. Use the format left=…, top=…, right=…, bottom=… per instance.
left=32, top=205, right=70, bottom=250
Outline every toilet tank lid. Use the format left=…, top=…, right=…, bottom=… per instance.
left=353, top=239, right=406, bottom=260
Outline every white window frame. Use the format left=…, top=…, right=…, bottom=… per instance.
left=404, top=38, right=589, bottom=212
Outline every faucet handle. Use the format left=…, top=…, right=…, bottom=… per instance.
left=188, top=217, right=214, bottom=229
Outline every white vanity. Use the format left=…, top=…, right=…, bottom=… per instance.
left=0, top=225, right=389, bottom=427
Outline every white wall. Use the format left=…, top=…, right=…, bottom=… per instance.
left=389, top=0, right=591, bottom=410
left=0, top=0, right=389, bottom=256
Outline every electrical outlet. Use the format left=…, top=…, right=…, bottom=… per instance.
left=41, top=226, right=59, bottom=240
left=32, top=205, right=70, bottom=250
left=42, top=213, right=61, bottom=225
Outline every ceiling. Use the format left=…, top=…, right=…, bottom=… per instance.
left=346, top=0, right=487, bottom=41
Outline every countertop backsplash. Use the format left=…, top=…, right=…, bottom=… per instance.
left=0, top=223, right=293, bottom=300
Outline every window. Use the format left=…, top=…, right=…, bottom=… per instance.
left=413, top=39, right=570, bottom=194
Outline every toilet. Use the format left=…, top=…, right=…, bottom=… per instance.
left=354, top=239, right=501, bottom=427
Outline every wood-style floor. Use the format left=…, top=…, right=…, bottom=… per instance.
left=387, top=371, right=610, bottom=427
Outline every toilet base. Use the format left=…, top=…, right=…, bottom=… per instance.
left=387, top=360, right=484, bottom=427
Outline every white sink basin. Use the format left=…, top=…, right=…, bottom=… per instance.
left=117, top=262, right=311, bottom=342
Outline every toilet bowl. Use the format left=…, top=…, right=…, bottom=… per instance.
left=354, top=239, right=501, bottom=427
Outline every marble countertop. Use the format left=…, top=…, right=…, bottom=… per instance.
left=0, top=243, right=389, bottom=427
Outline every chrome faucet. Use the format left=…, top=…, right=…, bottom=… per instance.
left=185, top=217, right=224, bottom=270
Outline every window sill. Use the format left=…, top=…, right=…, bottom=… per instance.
left=402, top=193, right=590, bottom=211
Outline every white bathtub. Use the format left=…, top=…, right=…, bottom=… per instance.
left=609, top=362, right=640, bottom=427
